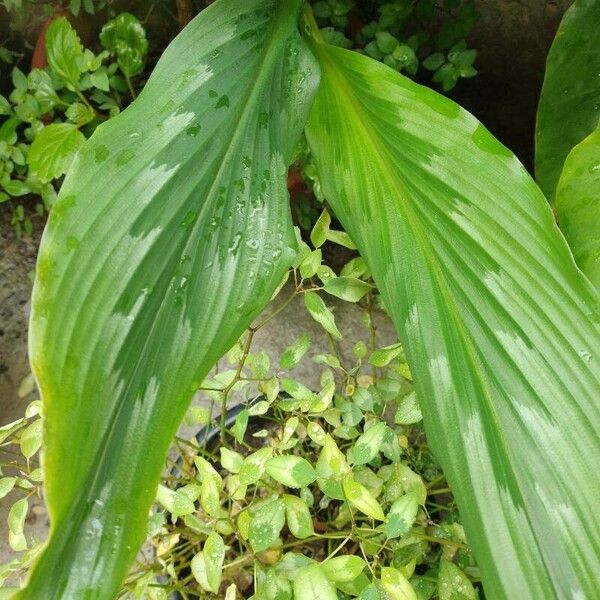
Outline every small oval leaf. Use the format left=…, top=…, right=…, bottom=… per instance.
left=265, top=455, right=317, bottom=488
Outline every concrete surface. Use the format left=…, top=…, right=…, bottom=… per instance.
left=0, top=211, right=40, bottom=426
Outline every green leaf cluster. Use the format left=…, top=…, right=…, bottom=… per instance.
left=0, top=14, right=146, bottom=236
left=100, top=12, right=149, bottom=79
left=358, top=0, right=478, bottom=91
left=148, top=320, right=462, bottom=599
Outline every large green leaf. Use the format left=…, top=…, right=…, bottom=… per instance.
left=19, top=1, right=318, bottom=598
left=535, top=0, right=600, bottom=200
left=304, top=20, right=600, bottom=600
left=555, top=121, right=600, bottom=290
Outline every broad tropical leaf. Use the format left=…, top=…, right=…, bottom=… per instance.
left=535, top=0, right=600, bottom=200
left=19, top=1, right=318, bottom=597
left=556, top=121, right=600, bottom=290
left=304, top=22, right=600, bottom=599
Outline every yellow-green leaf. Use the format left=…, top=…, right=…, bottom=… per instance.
left=342, top=473, right=385, bottom=521
left=304, top=20, right=600, bottom=599
left=437, top=560, right=476, bottom=600
left=249, top=497, right=285, bottom=552
left=555, top=120, right=600, bottom=290
left=203, top=532, right=225, bottom=593
left=380, top=567, right=417, bottom=600
left=265, top=455, right=317, bottom=488
left=293, top=565, right=337, bottom=600
left=27, top=123, right=85, bottom=183
left=284, top=494, right=314, bottom=539
left=304, top=291, right=342, bottom=339
left=45, top=18, right=84, bottom=88
left=321, top=555, right=366, bottom=583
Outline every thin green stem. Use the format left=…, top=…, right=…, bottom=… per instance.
left=365, top=291, right=378, bottom=381
left=426, top=473, right=447, bottom=489
left=75, top=90, right=94, bottom=113
left=301, top=2, right=325, bottom=45
left=253, top=286, right=299, bottom=331
left=124, top=73, right=137, bottom=100
left=220, top=330, right=254, bottom=444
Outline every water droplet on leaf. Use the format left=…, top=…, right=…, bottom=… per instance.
left=229, top=232, right=242, bottom=254
left=66, top=236, right=79, bottom=250
left=94, top=145, right=110, bottom=163
left=116, top=149, right=135, bottom=166
left=186, top=124, right=201, bottom=137
left=216, top=95, right=230, bottom=109
left=180, top=211, right=198, bottom=228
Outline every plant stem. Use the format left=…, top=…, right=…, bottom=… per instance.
left=220, top=329, right=254, bottom=443
left=75, top=90, right=95, bottom=113
left=426, top=473, right=447, bottom=488
left=125, top=73, right=137, bottom=100
left=253, top=286, right=298, bottom=331
left=301, top=3, right=325, bottom=45
left=365, top=291, right=378, bottom=381
left=410, top=531, right=469, bottom=550
left=175, top=0, right=194, bottom=29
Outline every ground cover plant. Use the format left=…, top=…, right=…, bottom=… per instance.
left=1, top=244, right=478, bottom=598
left=1, top=0, right=600, bottom=598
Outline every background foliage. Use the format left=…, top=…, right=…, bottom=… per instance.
left=0, top=0, right=479, bottom=237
